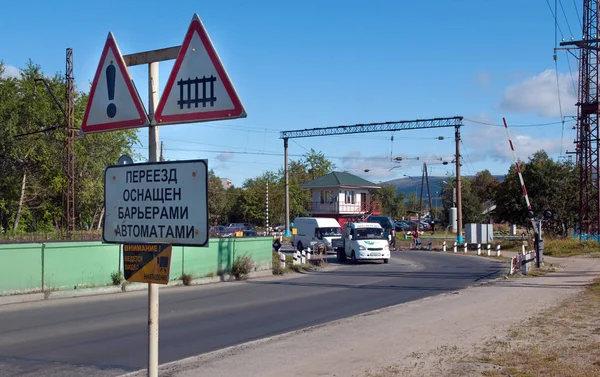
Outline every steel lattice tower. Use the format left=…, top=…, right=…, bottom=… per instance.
left=563, top=1, right=600, bottom=236
left=576, top=1, right=600, bottom=235
left=65, top=48, right=75, bottom=238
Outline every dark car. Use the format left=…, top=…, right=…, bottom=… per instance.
left=227, top=223, right=255, bottom=231
left=366, top=215, right=395, bottom=241
left=395, top=221, right=411, bottom=231
left=209, top=226, right=230, bottom=237
left=243, top=230, right=259, bottom=237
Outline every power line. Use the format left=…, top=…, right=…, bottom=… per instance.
left=545, top=0, right=566, bottom=38
left=459, top=140, right=477, bottom=175
left=571, top=0, right=582, bottom=30
left=558, top=0, right=575, bottom=37
left=291, top=139, right=310, bottom=152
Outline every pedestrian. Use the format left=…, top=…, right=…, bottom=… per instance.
left=413, top=230, right=421, bottom=249
left=390, top=228, right=397, bottom=250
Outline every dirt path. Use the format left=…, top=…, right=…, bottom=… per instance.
left=123, top=254, right=600, bottom=377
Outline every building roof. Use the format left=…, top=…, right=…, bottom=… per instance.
left=300, top=171, right=380, bottom=189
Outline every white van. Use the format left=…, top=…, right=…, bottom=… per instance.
left=292, top=217, right=342, bottom=252
left=338, top=222, right=390, bottom=264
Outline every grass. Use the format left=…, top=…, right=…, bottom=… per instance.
left=447, top=277, right=600, bottom=377
left=272, top=251, right=325, bottom=275
left=180, top=273, right=192, bottom=286
left=543, top=237, right=600, bottom=257
left=110, top=270, right=123, bottom=286
left=363, top=279, right=600, bottom=377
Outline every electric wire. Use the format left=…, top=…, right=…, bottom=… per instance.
left=571, top=0, right=582, bottom=30
left=545, top=0, right=566, bottom=38
left=459, top=140, right=477, bottom=176
left=554, top=0, right=566, bottom=157
left=558, top=0, right=575, bottom=37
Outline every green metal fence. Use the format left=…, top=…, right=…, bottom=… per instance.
left=0, top=237, right=272, bottom=295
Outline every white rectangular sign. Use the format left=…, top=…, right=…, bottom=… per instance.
left=103, top=159, right=208, bottom=247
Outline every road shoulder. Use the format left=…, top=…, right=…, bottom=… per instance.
left=121, top=255, right=600, bottom=377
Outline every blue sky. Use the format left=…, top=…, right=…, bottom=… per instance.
left=1, top=0, right=581, bottom=187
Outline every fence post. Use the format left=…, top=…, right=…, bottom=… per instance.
left=477, top=243, right=481, bottom=255
left=487, top=244, right=491, bottom=256
left=496, top=245, right=501, bottom=256
left=301, top=250, right=306, bottom=264
left=279, top=252, right=286, bottom=269
left=442, top=241, right=446, bottom=252
left=41, top=243, right=46, bottom=291
left=453, top=242, right=457, bottom=253
left=463, top=243, right=467, bottom=253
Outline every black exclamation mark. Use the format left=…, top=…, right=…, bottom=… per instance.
left=106, top=62, right=117, bottom=118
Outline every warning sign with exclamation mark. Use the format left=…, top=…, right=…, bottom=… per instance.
left=81, top=32, right=148, bottom=133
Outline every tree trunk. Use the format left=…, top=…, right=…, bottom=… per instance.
left=13, top=172, right=27, bottom=231
left=96, top=206, right=104, bottom=231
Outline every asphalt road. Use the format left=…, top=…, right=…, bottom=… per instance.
left=0, top=251, right=505, bottom=377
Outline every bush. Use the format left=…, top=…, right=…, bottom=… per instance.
left=110, top=271, right=124, bottom=286
left=180, top=273, right=192, bottom=286
left=231, top=255, right=255, bottom=280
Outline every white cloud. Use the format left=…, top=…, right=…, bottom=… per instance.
left=1, top=64, right=21, bottom=78
left=500, top=69, right=577, bottom=118
left=216, top=151, right=234, bottom=162
left=464, top=125, right=563, bottom=163
left=340, top=151, right=396, bottom=180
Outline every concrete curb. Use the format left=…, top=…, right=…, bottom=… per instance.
left=0, top=268, right=275, bottom=307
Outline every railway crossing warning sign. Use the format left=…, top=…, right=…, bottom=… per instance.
left=123, top=243, right=172, bottom=285
left=103, top=159, right=209, bottom=247
left=153, top=14, right=246, bottom=125
left=81, top=32, right=149, bottom=133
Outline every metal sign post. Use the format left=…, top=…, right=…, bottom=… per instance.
left=87, top=13, right=246, bottom=377
left=147, top=61, right=160, bottom=377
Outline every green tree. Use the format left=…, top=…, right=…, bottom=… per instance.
left=493, top=151, right=577, bottom=234
left=440, top=177, right=485, bottom=225
left=207, top=170, right=227, bottom=225
left=371, top=184, right=405, bottom=219
left=472, top=169, right=500, bottom=203
left=0, top=61, right=138, bottom=234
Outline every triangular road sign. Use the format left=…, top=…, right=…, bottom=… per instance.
left=81, top=33, right=149, bottom=133
left=154, top=14, right=246, bottom=126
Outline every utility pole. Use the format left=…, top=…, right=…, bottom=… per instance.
left=455, top=125, right=463, bottom=243
left=424, top=162, right=433, bottom=217
left=417, top=164, right=425, bottom=233
left=65, top=48, right=75, bottom=239
left=284, top=138, right=290, bottom=237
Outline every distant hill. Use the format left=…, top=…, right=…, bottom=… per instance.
left=381, top=175, right=505, bottom=199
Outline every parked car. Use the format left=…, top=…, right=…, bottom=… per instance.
left=273, top=224, right=286, bottom=232
left=243, top=230, right=258, bottom=237
left=366, top=215, right=395, bottom=243
left=395, top=221, right=411, bottom=231
left=209, top=226, right=229, bottom=238
left=227, top=223, right=255, bottom=231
